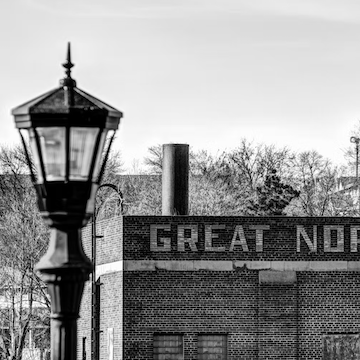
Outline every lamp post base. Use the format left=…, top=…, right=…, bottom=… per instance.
left=36, top=228, right=92, bottom=360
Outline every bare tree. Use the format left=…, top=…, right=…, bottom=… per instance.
left=118, top=174, right=162, bottom=215
left=189, top=174, right=248, bottom=215
left=0, top=145, right=50, bottom=360
left=287, top=151, right=356, bottom=216
left=228, top=139, right=293, bottom=190
left=144, top=145, right=163, bottom=174
left=189, top=149, right=249, bottom=215
left=343, top=119, right=360, bottom=175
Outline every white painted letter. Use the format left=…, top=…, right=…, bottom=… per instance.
left=150, top=224, right=171, bottom=251
left=205, top=225, right=226, bottom=252
left=178, top=225, right=198, bottom=252
left=229, top=225, right=249, bottom=252
left=324, top=225, right=344, bottom=252
left=296, top=225, right=317, bottom=252
left=249, top=225, right=270, bottom=252
left=351, top=226, right=360, bottom=252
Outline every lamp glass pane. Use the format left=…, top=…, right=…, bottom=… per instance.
left=70, top=127, right=99, bottom=180
left=36, top=127, right=66, bottom=181
left=92, top=129, right=112, bottom=181
left=23, top=129, right=44, bottom=183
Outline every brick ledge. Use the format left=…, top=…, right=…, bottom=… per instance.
left=96, top=260, right=360, bottom=276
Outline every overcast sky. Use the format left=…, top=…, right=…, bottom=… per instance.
left=2, top=0, right=360, bottom=170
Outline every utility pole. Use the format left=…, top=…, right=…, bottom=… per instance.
left=350, top=136, right=360, bottom=213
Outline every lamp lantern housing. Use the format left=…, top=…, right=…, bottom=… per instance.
left=12, top=43, right=123, bottom=229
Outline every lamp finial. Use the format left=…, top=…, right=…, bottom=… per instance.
left=63, top=42, right=74, bottom=78
left=60, top=42, right=76, bottom=88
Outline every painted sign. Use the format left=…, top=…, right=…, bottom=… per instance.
left=149, top=223, right=360, bottom=253
left=121, top=217, right=360, bottom=260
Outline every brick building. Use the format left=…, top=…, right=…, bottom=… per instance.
left=78, top=215, right=360, bottom=360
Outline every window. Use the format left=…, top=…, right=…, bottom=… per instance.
left=198, top=334, right=227, bottom=360
left=323, top=333, right=360, bottom=360
left=153, top=334, right=183, bottom=360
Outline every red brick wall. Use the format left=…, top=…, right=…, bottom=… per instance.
left=99, top=272, right=123, bottom=360
left=81, top=216, right=123, bottom=264
left=78, top=216, right=360, bottom=360
left=123, top=270, right=258, bottom=360
left=78, top=216, right=123, bottom=360
left=78, top=282, right=92, bottom=360
left=258, top=276, right=298, bottom=359
left=122, top=270, right=360, bottom=360
left=298, top=272, right=360, bottom=359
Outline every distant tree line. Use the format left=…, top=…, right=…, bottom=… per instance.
left=120, top=139, right=356, bottom=217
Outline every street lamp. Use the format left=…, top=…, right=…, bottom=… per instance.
left=91, top=183, right=123, bottom=360
left=350, top=136, right=360, bottom=214
left=350, top=136, right=360, bottom=180
left=11, top=43, right=123, bottom=360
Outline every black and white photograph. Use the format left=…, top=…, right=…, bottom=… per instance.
left=2, top=1, right=360, bottom=359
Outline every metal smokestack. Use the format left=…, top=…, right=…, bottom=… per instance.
left=162, top=144, right=189, bottom=215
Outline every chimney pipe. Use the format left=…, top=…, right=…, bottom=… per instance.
left=162, top=144, right=189, bottom=215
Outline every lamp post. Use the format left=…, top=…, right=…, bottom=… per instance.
left=350, top=136, right=360, bottom=214
left=11, top=43, right=123, bottom=360
left=350, top=136, right=360, bottom=180
left=91, top=183, right=123, bottom=360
